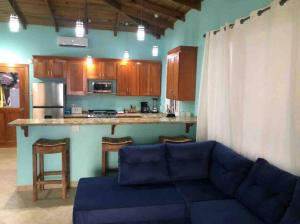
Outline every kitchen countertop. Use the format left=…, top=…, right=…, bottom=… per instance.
left=9, top=113, right=197, bottom=126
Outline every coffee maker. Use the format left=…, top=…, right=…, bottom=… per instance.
left=141, top=102, right=150, bottom=113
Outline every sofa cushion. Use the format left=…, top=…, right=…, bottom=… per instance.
left=166, top=141, right=215, bottom=181
left=175, top=179, right=229, bottom=203
left=191, top=200, right=265, bottom=224
left=118, top=144, right=170, bottom=185
left=210, top=142, right=253, bottom=196
left=281, top=180, right=300, bottom=224
left=237, top=158, right=298, bottom=224
left=74, top=177, right=187, bottom=224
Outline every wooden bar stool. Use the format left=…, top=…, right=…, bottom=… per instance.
left=102, top=137, right=133, bottom=176
left=159, top=135, right=193, bottom=144
left=32, top=138, right=70, bottom=201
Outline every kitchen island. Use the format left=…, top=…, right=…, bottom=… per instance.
left=10, top=113, right=197, bottom=189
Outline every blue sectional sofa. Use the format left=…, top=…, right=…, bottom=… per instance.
left=73, top=141, right=300, bottom=224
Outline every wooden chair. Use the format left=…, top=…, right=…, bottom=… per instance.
left=159, top=135, right=193, bottom=144
left=102, top=137, right=133, bottom=176
left=32, top=138, right=70, bottom=201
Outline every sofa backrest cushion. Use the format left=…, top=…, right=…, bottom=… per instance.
left=118, top=144, right=170, bottom=186
left=237, top=158, right=297, bottom=224
left=209, top=142, right=253, bottom=196
left=166, top=141, right=215, bottom=181
left=281, top=180, right=300, bottom=224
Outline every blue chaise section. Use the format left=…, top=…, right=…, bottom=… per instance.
left=73, top=177, right=187, bottom=224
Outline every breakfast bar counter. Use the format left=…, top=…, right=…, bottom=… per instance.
left=10, top=113, right=197, bottom=188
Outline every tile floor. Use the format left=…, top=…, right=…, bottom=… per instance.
left=0, top=148, right=74, bottom=224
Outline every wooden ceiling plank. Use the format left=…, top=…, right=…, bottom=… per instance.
left=84, top=0, right=88, bottom=34
left=172, top=0, right=201, bottom=10
left=113, top=12, right=120, bottom=36
left=131, top=0, right=185, bottom=21
left=7, top=0, right=27, bottom=29
left=44, top=0, right=59, bottom=32
left=102, top=0, right=161, bottom=38
left=123, top=6, right=173, bottom=29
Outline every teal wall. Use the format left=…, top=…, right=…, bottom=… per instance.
left=0, top=23, right=162, bottom=115
left=1, top=0, right=273, bottom=185
left=160, top=0, right=272, bottom=115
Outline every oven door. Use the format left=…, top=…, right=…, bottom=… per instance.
left=93, top=82, right=113, bottom=93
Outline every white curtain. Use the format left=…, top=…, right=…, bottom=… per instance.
left=197, top=0, right=300, bottom=175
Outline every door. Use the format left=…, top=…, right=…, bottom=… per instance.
left=51, top=59, right=66, bottom=78
left=138, top=63, right=150, bottom=96
left=66, top=60, right=87, bottom=96
left=149, top=63, right=161, bottom=96
left=127, top=63, right=139, bottom=96
left=0, top=64, right=29, bottom=147
left=102, top=60, right=117, bottom=80
left=116, top=63, right=129, bottom=96
left=32, top=83, right=64, bottom=107
left=33, top=58, right=49, bottom=78
left=166, top=56, right=174, bottom=99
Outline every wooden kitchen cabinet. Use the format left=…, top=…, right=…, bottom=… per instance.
left=117, top=62, right=139, bottom=96
left=33, top=57, right=66, bottom=78
left=166, top=46, right=197, bottom=101
left=139, top=62, right=161, bottom=96
left=87, top=60, right=117, bottom=80
left=66, top=60, right=87, bottom=96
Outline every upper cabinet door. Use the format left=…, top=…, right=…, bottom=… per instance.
left=149, top=63, right=161, bottom=96
left=127, top=63, right=139, bottom=96
left=138, top=63, right=150, bottom=96
left=116, top=63, right=129, bottom=96
left=166, top=46, right=197, bottom=101
left=87, top=61, right=99, bottom=79
left=102, top=60, right=117, bottom=80
left=166, top=56, right=174, bottom=99
left=51, top=59, right=66, bottom=78
left=33, top=58, right=49, bottom=78
left=66, top=61, right=87, bottom=96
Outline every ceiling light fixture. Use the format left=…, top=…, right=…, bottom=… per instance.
left=137, top=25, right=145, bottom=41
left=152, top=46, right=159, bottom=57
left=86, top=55, right=93, bottom=65
left=9, top=14, right=20, bottom=32
left=75, top=20, right=85, bottom=37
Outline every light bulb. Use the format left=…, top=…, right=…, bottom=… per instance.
left=137, top=25, right=145, bottom=41
left=75, top=20, right=85, bottom=37
left=123, top=51, right=130, bottom=60
left=86, top=55, right=93, bottom=65
left=152, top=46, right=159, bottom=57
left=9, top=14, right=20, bottom=32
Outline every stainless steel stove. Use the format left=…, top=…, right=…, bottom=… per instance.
left=87, top=110, right=117, bottom=118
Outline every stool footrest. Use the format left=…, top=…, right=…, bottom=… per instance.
left=43, top=171, right=62, bottom=176
left=37, top=180, right=62, bottom=185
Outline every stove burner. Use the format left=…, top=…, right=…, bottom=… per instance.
left=87, top=110, right=117, bottom=118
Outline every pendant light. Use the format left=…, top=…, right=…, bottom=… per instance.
left=9, top=14, right=20, bottom=32
left=152, top=46, right=159, bottom=57
left=123, top=50, right=130, bottom=60
left=75, top=20, right=85, bottom=37
left=137, top=25, right=145, bottom=41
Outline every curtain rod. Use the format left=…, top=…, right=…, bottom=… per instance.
left=203, top=0, right=289, bottom=38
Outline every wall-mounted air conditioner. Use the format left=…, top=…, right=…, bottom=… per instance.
left=57, top=36, right=88, bottom=48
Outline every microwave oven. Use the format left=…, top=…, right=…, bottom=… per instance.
left=92, top=81, right=113, bottom=93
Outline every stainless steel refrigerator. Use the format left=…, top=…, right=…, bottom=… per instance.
left=32, top=83, right=65, bottom=118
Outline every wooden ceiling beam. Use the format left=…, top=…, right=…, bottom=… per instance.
left=128, top=0, right=185, bottom=21
left=7, top=0, right=27, bottom=29
left=102, top=0, right=162, bottom=38
left=172, top=0, right=201, bottom=10
left=44, top=0, right=59, bottom=32
left=113, top=12, right=120, bottom=36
